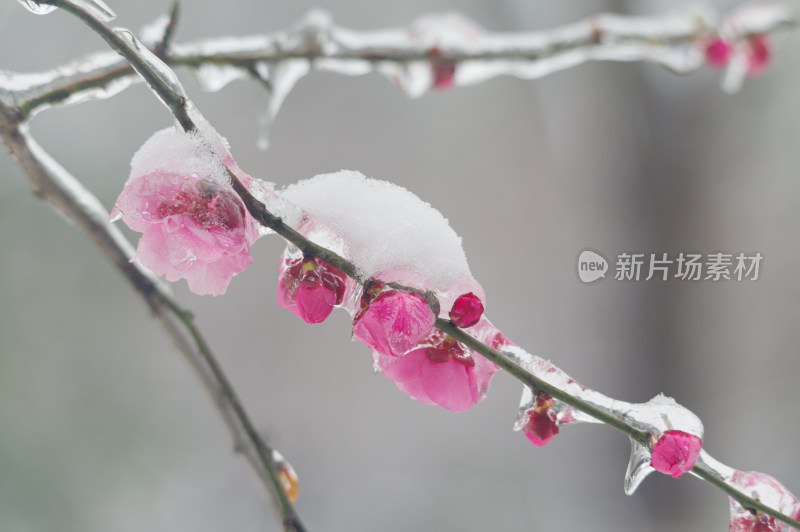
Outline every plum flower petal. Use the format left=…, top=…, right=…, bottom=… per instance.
left=277, top=252, right=348, bottom=324
left=353, top=282, right=436, bottom=358
left=650, top=430, right=702, bottom=478
left=728, top=471, right=800, bottom=532
left=706, top=37, right=732, bottom=68
left=379, top=329, right=498, bottom=412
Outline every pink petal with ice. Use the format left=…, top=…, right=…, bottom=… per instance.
left=650, top=430, right=702, bottom=478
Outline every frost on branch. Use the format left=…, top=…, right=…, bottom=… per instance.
left=111, top=120, right=260, bottom=296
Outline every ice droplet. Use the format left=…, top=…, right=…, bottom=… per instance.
left=625, top=439, right=655, bottom=495
left=16, top=0, right=57, bottom=15
left=67, top=0, right=116, bottom=22
left=113, top=28, right=187, bottom=107
left=253, top=60, right=311, bottom=150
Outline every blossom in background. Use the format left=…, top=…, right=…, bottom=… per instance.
left=277, top=253, right=348, bottom=324
left=449, top=292, right=484, bottom=328
left=650, top=430, right=702, bottom=478
left=520, top=393, right=560, bottom=447
left=112, top=169, right=260, bottom=296
left=352, top=281, right=436, bottom=358
left=705, top=37, right=733, bottom=68
left=745, top=34, right=771, bottom=77
left=379, top=328, right=498, bottom=412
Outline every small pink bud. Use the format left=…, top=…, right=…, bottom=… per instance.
left=651, top=430, right=702, bottom=478
left=352, top=283, right=436, bottom=358
left=430, top=46, right=457, bottom=90
left=522, top=394, right=559, bottom=447
left=449, top=292, right=484, bottom=328
left=278, top=255, right=347, bottom=324
left=705, top=37, right=732, bottom=68
left=746, top=35, right=771, bottom=77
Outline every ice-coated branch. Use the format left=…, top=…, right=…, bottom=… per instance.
left=5, top=2, right=794, bottom=121
left=0, top=101, right=305, bottom=532
left=11, top=1, right=800, bottom=530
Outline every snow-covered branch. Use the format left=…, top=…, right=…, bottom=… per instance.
left=3, top=2, right=794, bottom=143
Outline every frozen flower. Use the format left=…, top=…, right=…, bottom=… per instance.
left=521, top=393, right=559, bottom=447
left=430, top=47, right=456, bottom=90
left=112, top=167, right=260, bottom=296
left=277, top=253, right=348, bottom=324
left=650, top=430, right=702, bottom=478
left=352, top=281, right=436, bottom=358
left=728, top=471, right=800, bottom=532
left=706, top=37, right=733, bottom=68
left=449, top=292, right=484, bottom=328
left=379, top=329, right=498, bottom=412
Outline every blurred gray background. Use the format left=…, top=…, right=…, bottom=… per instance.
left=1, top=0, right=799, bottom=531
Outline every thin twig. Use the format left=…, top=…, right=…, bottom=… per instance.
left=0, top=97, right=305, bottom=532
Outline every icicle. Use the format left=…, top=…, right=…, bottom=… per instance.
left=253, top=59, right=310, bottom=149
left=625, top=440, right=655, bottom=495
left=16, top=0, right=57, bottom=15
left=139, top=14, right=171, bottom=48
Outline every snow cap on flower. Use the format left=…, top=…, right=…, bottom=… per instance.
left=277, top=251, right=348, bottom=324
left=650, top=430, right=702, bottom=478
left=378, top=328, right=498, bottom=412
left=111, top=123, right=260, bottom=296
left=352, top=280, right=437, bottom=358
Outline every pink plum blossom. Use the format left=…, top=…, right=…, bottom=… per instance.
left=650, top=430, right=702, bottom=478
left=277, top=253, right=348, bottom=324
left=706, top=37, right=733, bottom=68
left=449, top=292, right=484, bottom=328
left=521, top=393, right=559, bottom=447
left=378, top=329, right=498, bottom=412
left=112, top=168, right=260, bottom=296
left=352, top=281, right=436, bottom=358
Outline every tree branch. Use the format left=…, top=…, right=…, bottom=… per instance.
left=0, top=99, right=304, bottom=532
left=6, top=3, right=794, bottom=119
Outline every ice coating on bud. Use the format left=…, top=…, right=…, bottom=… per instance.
left=520, top=393, right=559, bottom=447
left=377, top=328, right=498, bottom=412
left=623, top=394, right=704, bottom=494
left=651, top=430, right=702, bottom=478
left=727, top=471, right=800, bottom=532
left=430, top=47, right=457, bottom=90
left=352, top=281, right=435, bottom=358
left=706, top=37, right=732, bottom=68
left=277, top=252, right=348, bottom=324
left=111, top=122, right=260, bottom=296
left=449, top=292, right=484, bottom=328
